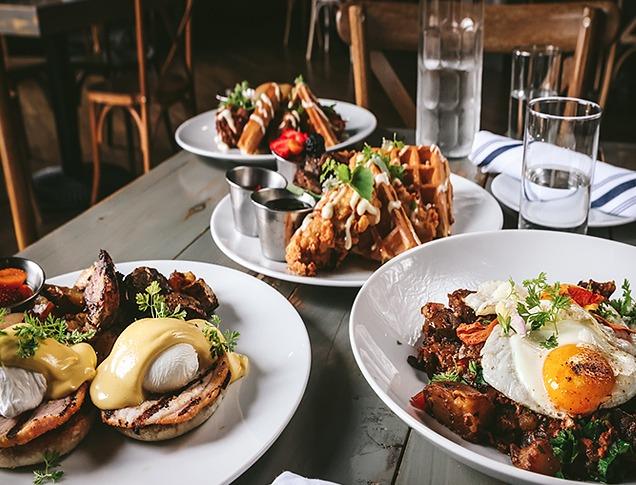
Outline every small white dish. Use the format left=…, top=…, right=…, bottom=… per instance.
left=210, top=174, right=504, bottom=287
left=175, top=99, right=377, bottom=163
left=491, top=173, right=636, bottom=228
left=1, top=260, right=310, bottom=485
left=349, top=230, right=636, bottom=485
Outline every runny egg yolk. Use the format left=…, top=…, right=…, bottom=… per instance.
left=542, top=344, right=615, bottom=416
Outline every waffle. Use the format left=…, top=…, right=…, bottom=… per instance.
left=294, top=82, right=339, bottom=147
left=285, top=144, right=454, bottom=276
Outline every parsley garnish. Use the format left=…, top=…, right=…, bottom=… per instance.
left=294, top=74, right=304, bottom=84
left=608, top=279, right=636, bottom=326
left=319, top=158, right=374, bottom=201
left=551, top=429, right=579, bottom=465
left=219, top=81, right=254, bottom=110
left=135, top=281, right=187, bottom=320
left=33, top=451, right=64, bottom=485
left=541, top=334, right=559, bottom=349
left=202, top=315, right=240, bottom=359
left=598, top=439, right=631, bottom=482
left=468, top=360, right=486, bottom=386
left=381, top=133, right=406, bottom=151
left=430, top=369, right=462, bottom=383
left=12, top=314, right=95, bottom=358
left=517, top=273, right=570, bottom=335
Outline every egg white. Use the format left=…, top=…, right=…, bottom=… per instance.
left=0, top=367, right=47, bottom=418
left=143, top=343, right=199, bottom=394
left=481, top=307, right=636, bottom=419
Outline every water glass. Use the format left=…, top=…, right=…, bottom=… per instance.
left=416, top=0, right=484, bottom=158
left=508, top=45, right=562, bottom=140
left=518, top=97, right=602, bottom=234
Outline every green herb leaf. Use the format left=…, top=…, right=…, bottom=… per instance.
left=220, top=81, right=254, bottom=111
left=202, top=315, right=240, bottom=358
left=136, top=282, right=187, bottom=320
left=497, top=313, right=514, bottom=336
left=381, top=133, right=406, bottom=151
left=350, top=165, right=373, bottom=201
left=12, top=314, right=95, bottom=358
left=430, top=369, right=462, bottom=383
left=336, top=164, right=351, bottom=184
left=598, top=439, right=631, bottom=482
left=33, top=451, right=64, bottom=485
left=319, top=158, right=338, bottom=184
left=517, top=274, right=570, bottom=336
left=609, top=279, right=636, bottom=326
left=468, top=360, right=486, bottom=386
left=388, top=163, right=405, bottom=181
left=551, top=429, right=580, bottom=465
left=294, top=74, right=304, bottom=85
left=0, top=307, right=7, bottom=336
left=541, top=334, right=559, bottom=349
left=582, top=418, right=604, bottom=440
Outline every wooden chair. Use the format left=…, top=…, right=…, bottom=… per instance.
left=336, top=2, right=620, bottom=128
left=87, top=0, right=195, bottom=205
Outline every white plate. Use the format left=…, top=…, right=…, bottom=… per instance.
left=210, top=174, right=504, bottom=287
left=491, top=173, right=636, bottom=228
left=175, top=99, right=377, bottom=162
left=2, top=261, right=310, bottom=485
left=349, top=230, right=636, bottom=485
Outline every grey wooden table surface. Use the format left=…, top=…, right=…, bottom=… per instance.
left=16, top=131, right=636, bottom=485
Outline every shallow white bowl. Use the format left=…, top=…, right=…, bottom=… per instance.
left=350, top=230, right=636, bottom=484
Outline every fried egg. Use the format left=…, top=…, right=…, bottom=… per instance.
left=481, top=302, right=636, bottom=419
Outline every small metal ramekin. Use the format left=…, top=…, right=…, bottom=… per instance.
left=225, top=166, right=287, bottom=237
left=273, top=152, right=303, bottom=185
left=251, top=189, right=316, bottom=261
left=0, top=257, right=45, bottom=311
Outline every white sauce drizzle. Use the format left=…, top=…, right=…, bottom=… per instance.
left=344, top=213, right=355, bottom=250
left=300, top=213, right=313, bottom=231
left=320, top=185, right=347, bottom=220
left=374, top=172, right=389, bottom=186
left=214, top=135, right=230, bottom=152
left=388, top=201, right=402, bottom=211
left=250, top=114, right=266, bottom=134
left=274, top=83, right=281, bottom=101
left=216, top=109, right=237, bottom=134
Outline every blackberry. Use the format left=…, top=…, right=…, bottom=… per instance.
left=305, top=133, right=325, bottom=157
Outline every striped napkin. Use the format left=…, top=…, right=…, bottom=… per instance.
left=469, top=131, right=636, bottom=217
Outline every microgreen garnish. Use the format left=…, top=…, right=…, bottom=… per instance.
left=33, top=451, right=64, bottom=484
left=541, top=334, right=559, bottom=349
left=607, top=279, right=636, bottom=326
left=516, top=273, right=571, bottom=336
left=294, top=74, right=305, bottom=84
left=202, top=315, right=240, bottom=358
left=468, top=360, right=486, bottom=386
left=219, top=81, right=254, bottom=111
left=135, top=281, right=187, bottom=320
left=430, top=369, right=462, bottom=383
left=381, top=133, right=406, bottom=151
left=319, top=158, right=374, bottom=200
left=12, top=314, right=95, bottom=358
left=497, top=313, right=515, bottom=336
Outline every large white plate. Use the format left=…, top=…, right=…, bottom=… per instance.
left=210, top=174, right=504, bottom=287
left=349, top=230, right=636, bottom=485
left=2, top=261, right=310, bottom=485
left=175, top=99, right=377, bottom=162
left=491, top=173, right=636, bottom=228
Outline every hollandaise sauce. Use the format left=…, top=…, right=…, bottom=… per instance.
left=91, top=318, right=218, bottom=410
left=0, top=328, right=96, bottom=399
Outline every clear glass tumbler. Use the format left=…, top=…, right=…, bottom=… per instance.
left=416, top=0, right=484, bottom=158
left=508, top=45, right=562, bottom=140
left=518, top=97, right=602, bottom=234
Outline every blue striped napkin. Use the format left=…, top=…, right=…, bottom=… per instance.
left=469, top=131, right=636, bottom=217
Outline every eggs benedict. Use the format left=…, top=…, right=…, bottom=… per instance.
left=90, top=317, right=247, bottom=441
left=0, top=314, right=97, bottom=468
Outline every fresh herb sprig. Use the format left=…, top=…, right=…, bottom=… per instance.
left=516, top=273, right=571, bottom=340
left=319, top=158, right=374, bottom=200
left=468, top=360, right=486, bottom=386
left=33, top=451, right=64, bottom=485
left=605, top=279, right=636, bottom=326
left=0, top=307, right=7, bottom=336
left=431, top=362, right=486, bottom=387
left=541, top=334, right=559, bottom=349
left=219, top=81, right=254, bottom=110
left=430, top=369, right=461, bottom=383
left=135, top=281, right=187, bottom=320
left=380, top=133, right=406, bottom=151
left=360, top=144, right=405, bottom=181
left=11, top=314, right=95, bottom=358
left=202, top=315, right=240, bottom=358
left=598, top=439, right=631, bottom=482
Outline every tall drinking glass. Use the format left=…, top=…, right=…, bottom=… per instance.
left=518, top=97, right=602, bottom=234
left=508, top=45, right=562, bottom=140
left=416, top=0, right=484, bottom=158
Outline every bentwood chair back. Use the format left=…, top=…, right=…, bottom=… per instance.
left=336, top=1, right=620, bottom=128
left=87, top=0, right=195, bottom=205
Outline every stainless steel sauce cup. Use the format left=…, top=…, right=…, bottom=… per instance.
left=273, top=152, right=302, bottom=185
left=226, top=166, right=287, bottom=236
left=251, top=189, right=316, bottom=261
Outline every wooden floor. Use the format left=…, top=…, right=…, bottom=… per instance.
left=1, top=36, right=635, bottom=255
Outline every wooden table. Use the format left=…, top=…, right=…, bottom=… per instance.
left=17, top=130, right=636, bottom=484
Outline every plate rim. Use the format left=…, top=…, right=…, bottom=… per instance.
left=491, top=173, right=636, bottom=228
left=175, top=98, right=378, bottom=162
left=47, top=259, right=311, bottom=485
left=348, top=230, right=636, bottom=485
left=210, top=174, right=504, bottom=288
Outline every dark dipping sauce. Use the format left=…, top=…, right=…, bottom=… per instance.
left=265, top=199, right=312, bottom=211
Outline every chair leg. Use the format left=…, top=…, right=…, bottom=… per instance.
left=323, top=3, right=330, bottom=54
left=284, top=0, right=295, bottom=46
left=88, top=101, right=102, bottom=205
left=123, top=110, right=136, bottom=173
left=305, top=0, right=319, bottom=60
left=139, top=103, right=151, bottom=174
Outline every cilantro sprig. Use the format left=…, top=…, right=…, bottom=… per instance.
left=11, top=314, right=95, bottom=358
left=319, top=158, right=374, bottom=200
left=202, top=315, right=240, bottom=358
left=135, top=281, right=187, bottom=320
left=516, top=273, right=571, bottom=340
left=33, top=450, right=64, bottom=484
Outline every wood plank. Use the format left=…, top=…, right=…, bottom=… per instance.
left=395, top=431, right=504, bottom=485
left=18, top=151, right=233, bottom=276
